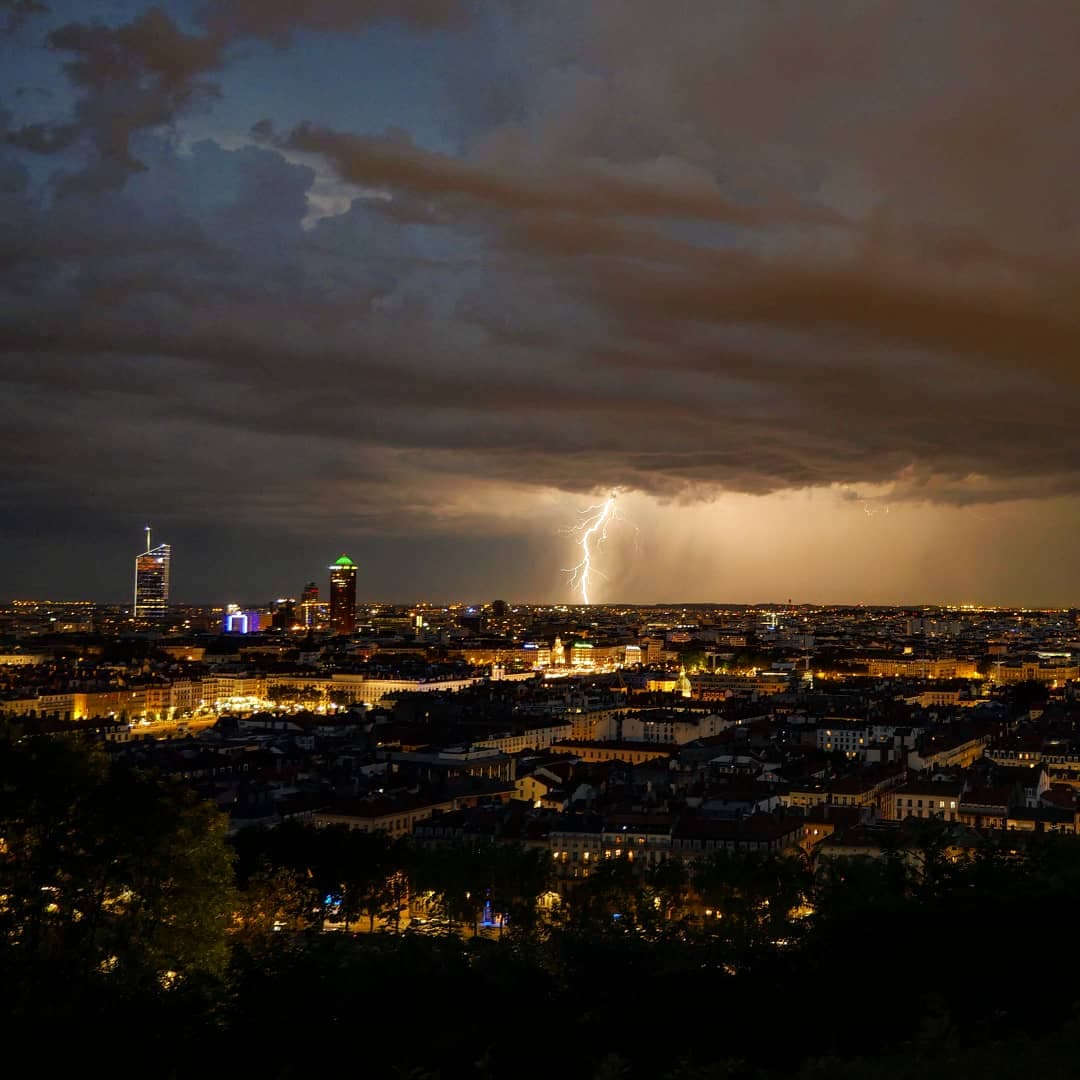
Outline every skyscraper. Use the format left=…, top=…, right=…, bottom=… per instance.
left=328, top=554, right=357, bottom=636
left=299, top=581, right=322, bottom=629
left=134, top=526, right=170, bottom=621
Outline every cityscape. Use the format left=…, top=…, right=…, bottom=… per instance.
left=5, top=2, right=1080, bottom=1079
left=6, top=528, right=1080, bottom=1073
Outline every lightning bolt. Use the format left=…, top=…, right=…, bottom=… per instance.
left=563, top=494, right=618, bottom=605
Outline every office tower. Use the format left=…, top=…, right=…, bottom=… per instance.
left=299, top=582, right=321, bottom=628
left=134, top=525, right=170, bottom=621
left=328, top=554, right=357, bottom=636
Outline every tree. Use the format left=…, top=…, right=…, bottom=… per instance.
left=680, top=648, right=709, bottom=673
left=0, top=730, right=237, bottom=1040
left=232, top=822, right=414, bottom=935
left=562, top=855, right=640, bottom=933
left=231, top=866, right=316, bottom=947
left=488, top=843, right=553, bottom=937
left=333, top=828, right=395, bottom=932
left=430, top=842, right=488, bottom=933
left=296, top=684, right=325, bottom=705
left=648, top=857, right=692, bottom=925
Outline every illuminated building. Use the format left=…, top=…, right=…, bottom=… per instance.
left=863, top=657, right=979, bottom=679
left=552, top=635, right=566, bottom=666
left=675, top=666, right=692, bottom=698
left=328, top=554, right=357, bottom=636
left=133, top=525, right=170, bottom=621
left=989, top=659, right=1080, bottom=685
left=223, top=605, right=261, bottom=634
left=571, top=641, right=595, bottom=668
left=299, top=582, right=322, bottom=629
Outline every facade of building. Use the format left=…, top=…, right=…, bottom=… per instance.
left=864, top=658, right=979, bottom=679
left=327, top=673, right=485, bottom=705
left=621, top=709, right=734, bottom=745
left=990, top=661, right=1080, bottom=686
left=314, top=793, right=458, bottom=839
left=298, top=582, right=325, bottom=629
left=908, top=733, right=988, bottom=770
left=690, top=672, right=793, bottom=698
left=328, top=555, right=357, bottom=636
left=551, top=739, right=677, bottom=765
left=817, top=722, right=869, bottom=757
left=475, top=721, right=573, bottom=754
left=887, top=782, right=964, bottom=822
left=134, top=530, right=170, bottom=621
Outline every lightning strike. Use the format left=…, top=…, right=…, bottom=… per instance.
left=563, top=494, right=618, bottom=605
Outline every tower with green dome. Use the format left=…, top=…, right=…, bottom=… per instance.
left=328, top=554, right=357, bottom=635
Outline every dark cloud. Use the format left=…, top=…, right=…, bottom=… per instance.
left=8, top=1, right=472, bottom=192
left=7, top=9, right=225, bottom=191
left=199, top=0, right=471, bottom=44
left=5, top=2, right=1080, bottom=600
left=0, top=0, right=48, bottom=35
left=286, top=123, right=840, bottom=229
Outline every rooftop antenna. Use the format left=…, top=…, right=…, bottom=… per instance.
left=144, top=524, right=152, bottom=552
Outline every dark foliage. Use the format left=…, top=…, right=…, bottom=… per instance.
left=4, top=734, right=1080, bottom=1078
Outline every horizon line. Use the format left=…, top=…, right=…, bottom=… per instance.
left=4, top=597, right=1080, bottom=612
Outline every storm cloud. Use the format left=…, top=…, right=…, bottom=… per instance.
left=2, top=1, right=1080, bottom=602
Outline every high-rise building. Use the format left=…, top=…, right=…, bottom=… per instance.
left=134, top=526, right=170, bottom=621
left=328, top=555, right=357, bottom=636
left=299, top=581, right=322, bottom=629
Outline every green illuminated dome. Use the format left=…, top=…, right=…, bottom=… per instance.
left=331, top=554, right=356, bottom=568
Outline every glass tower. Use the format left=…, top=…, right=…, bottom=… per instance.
left=328, top=554, right=357, bottom=636
left=134, top=526, right=170, bottom=621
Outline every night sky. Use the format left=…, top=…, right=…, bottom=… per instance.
left=2, top=1, right=1079, bottom=606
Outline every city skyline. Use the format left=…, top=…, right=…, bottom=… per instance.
left=9, top=497, right=1080, bottom=609
left=4, top=4, right=1080, bottom=606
